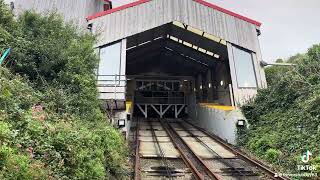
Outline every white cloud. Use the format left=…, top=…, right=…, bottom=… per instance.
left=7, top=0, right=319, bottom=62
left=207, top=0, right=320, bottom=62
left=113, top=0, right=320, bottom=62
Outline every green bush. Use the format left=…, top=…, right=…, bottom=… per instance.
left=0, top=1, right=128, bottom=179
left=265, top=149, right=281, bottom=163
left=239, top=44, right=320, bottom=173
left=248, top=135, right=274, bottom=156
left=0, top=146, right=48, bottom=180
left=0, top=67, right=128, bottom=179
left=310, top=156, right=320, bottom=173
left=0, top=122, right=11, bottom=143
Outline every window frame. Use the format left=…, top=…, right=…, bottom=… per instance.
left=97, top=41, right=122, bottom=76
left=232, top=45, right=258, bottom=89
left=97, top=41, right=123, bottom=85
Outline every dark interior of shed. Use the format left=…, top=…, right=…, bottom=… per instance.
left=125, top=22, right=233, bottom=118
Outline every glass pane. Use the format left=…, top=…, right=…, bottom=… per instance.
left=98, top=42, right=121, bottom=84
left=233, top=46, right=257, bottom=88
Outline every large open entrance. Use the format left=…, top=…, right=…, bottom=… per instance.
left=125, top=22, right=233, bottom=119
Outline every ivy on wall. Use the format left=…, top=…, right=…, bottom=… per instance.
left=238, top=44, right=320, bottom=173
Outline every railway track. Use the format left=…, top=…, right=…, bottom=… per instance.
left=148, top=121, right=173, bottom=179
left=134, top=118, right=287, bottom=180
left=161, top=119, right=219, bottom=180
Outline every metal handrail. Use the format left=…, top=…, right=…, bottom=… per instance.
left=96, top=75, right=127, bottom=99
left=135, top=90, right=184, bottom=93
left=134, top=97, right=186, bottom=104
left=97, top=80, right=127, bottom=82
left=97, top=75, right=126, bottom=76
left=97, top=74, right=126, bottom=84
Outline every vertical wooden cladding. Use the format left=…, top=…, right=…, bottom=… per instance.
left=89, top=0, right=260, bottom=53
left=13, top=0, right=103, bottom=28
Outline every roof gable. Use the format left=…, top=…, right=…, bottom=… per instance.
left=87, top=0, right=261, bottom=27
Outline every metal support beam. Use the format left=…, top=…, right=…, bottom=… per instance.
left=229, top=84, right=235, bottom=108
left=150, top=104, right=175, bottom=118
left=150, top=105, right=161, bottom=118
left=137, top=104, right=148, bottom=118
left=161, top=105, right=172, bottom=118
left=175, top=105, right=185, bottom=118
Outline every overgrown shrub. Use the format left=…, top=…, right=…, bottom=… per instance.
left=0, top=1, right=128, bottom=179
left=0, top=146, right=48, bottom=180
left=265, top=149, right=281, bottom=163
left=239, top=44, right=320, bottom=173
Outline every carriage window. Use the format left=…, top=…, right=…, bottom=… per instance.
left=232, top=46, right=257, bottom=88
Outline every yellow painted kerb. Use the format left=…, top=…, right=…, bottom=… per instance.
left=126, top=101, right=132, bottom=112
left=200, top=103, right=235, bottom=111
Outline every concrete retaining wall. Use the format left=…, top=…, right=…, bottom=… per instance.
left=189, top=105, right=244, bottom=144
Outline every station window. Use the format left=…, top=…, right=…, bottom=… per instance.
left=98, top=42, right=122, bottom=84
left=232, top=46, right=257, bottom=88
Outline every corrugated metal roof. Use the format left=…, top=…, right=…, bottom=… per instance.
left=87, top=0, right=261, bottom=27
left=13, top=0, right=104, bottom=28
left=89, top=0, right=261, bottom=52
left=87, top=0, right=151, bottom=20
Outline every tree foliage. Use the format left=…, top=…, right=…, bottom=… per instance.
left=2, top=7, right=101, bottom=120
left=239, top=44, right=320, bottom=173
left=265, top=54, right=306, bottom=87
left=0, top=1, right=127, bottom=179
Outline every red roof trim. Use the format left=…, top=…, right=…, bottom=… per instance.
left=87, top=0, right=151, bottom=21
left=193, top=0, right=261, bottom=27
left=87, top=0, right=262, bottom=27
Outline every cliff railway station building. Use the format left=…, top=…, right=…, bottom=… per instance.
left=12, top=0, right=267, bottom=144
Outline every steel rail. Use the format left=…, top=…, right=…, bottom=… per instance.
left=177, top=122, right=248, bottom=177
left=185, top=120, right=289, bottom=180
left=161, top=119, right=221, bottom=180
left=148, top=120, right=173, bottom=179
left=159, top=119, right=204, bottom=180
left=134, top=118, right=141, bottom=180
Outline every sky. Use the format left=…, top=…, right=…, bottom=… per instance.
left=111, top=0, right=320, bottom=62
left=5, top=0, right=320, bottom=62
